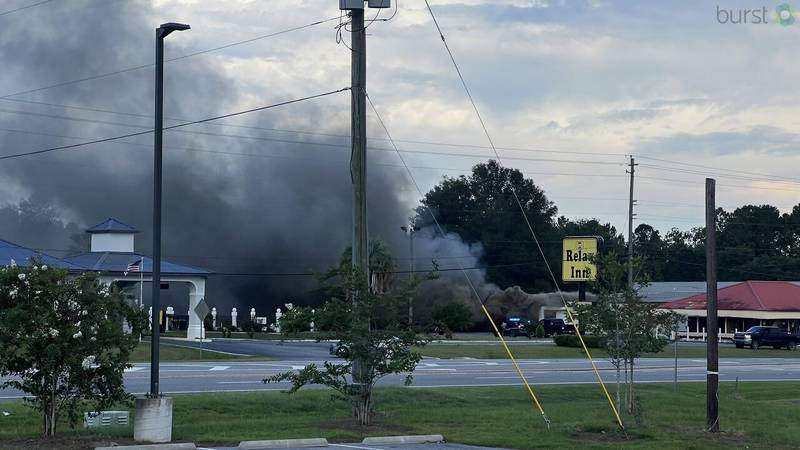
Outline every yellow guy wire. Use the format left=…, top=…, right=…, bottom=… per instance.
left=479, top=303, right=550, bottom=428
left=365, top=93, right=551, bottom=428
left=422, top=0, right=624, bottom=430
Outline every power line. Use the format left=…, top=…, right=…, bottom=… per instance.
left=0, top=87, right=350, bottom=161
left=0, top=113, right=626, bottom=168
left=2, top=103, right=797, bottom=188
left=8, top=100, right=800, bottom=189
left=637, top=154, right=800, bottom=184
left=0, top=0, right=53, bottom=17
left=0, top=16, right=340, bottom=100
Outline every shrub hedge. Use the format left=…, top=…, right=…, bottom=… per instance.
left=553, top=334, right=605, bottom=348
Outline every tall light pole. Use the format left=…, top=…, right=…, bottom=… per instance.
left=151, top=21, right=190, bottom=398
left=401, top=224, right=420, bottom=325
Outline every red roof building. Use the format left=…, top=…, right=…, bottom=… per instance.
left=661, top=281, right=800, bottom=338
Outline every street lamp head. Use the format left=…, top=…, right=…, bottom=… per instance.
left=158, top=22, right=191, bottom=38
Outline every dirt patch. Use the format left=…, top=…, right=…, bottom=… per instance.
left=572, top=430, right=632, bottom=444
left=321, top=414, right=415, bottom=436
left=0, top=436, right=137, bottom=450
left=655, top=427, right=749, bottom=444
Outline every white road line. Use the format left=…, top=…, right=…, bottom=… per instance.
left=218, top=381, right=265, bottom=384
left=330, top=444, right=383, bottom=450
left=124, top=367, right=145, bottom=373
left=209, top=366, right=230, bottom=371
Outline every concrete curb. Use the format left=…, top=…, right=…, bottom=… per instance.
left=95, top=443, right=196, bottom=450
left=362, top=435, right=445, bottom=445
left=238, top=438, right=329, bottom=449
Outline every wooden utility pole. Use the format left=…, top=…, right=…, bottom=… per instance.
left=349, top=6, right=369, bottom=389
left=706, top=178, right=719, bottom=432
left=351, top=8, right=368, bottom=283
left=627, top=157, right=637, bottom=288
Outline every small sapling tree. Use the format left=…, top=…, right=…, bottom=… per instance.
left=574, top=252, right=679, bottom=414
left=265, top=241, right=432, bottom=425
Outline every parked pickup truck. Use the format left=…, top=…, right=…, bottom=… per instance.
left=733, top=326, right=798, bottom=350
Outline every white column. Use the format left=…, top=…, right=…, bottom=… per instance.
left=231, top=308, right=238, bottom=328
left=187, top=279, right=206, bottom=340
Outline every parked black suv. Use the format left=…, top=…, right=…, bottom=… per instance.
left=733, top=326, right=798, bottom=350
left=537, top=318, right=575, bottom=337
left=501, top=317, right=532, bottom=337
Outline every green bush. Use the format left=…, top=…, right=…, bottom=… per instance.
left=534, top=324, right=545, bottom=339
left=553, top=334, right=605, bottom=348
left=431, top=302, right=474, bottom=333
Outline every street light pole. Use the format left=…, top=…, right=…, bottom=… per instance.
left=401, top=225, right=420, bottom=325
left=150, top=22, right=190, bottom=398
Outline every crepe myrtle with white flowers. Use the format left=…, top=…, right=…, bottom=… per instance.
left=0, top=260, right=147, bottom=436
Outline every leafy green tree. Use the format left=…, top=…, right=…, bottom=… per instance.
left=557, top=217, right=626, bottom=255
left=0, top=262, right=146, bottom=436
left=575, top=252, right=679, bottom=414
left=417, top=160, right=559, bottom=292
left=633, top=224, right=665, bottom=282
left=431, top=302, right=474, bottom=335
left=278, top=306, right=314, bottom=334
left=660, top=227, right=704, bottom=281
left=265, top=269, right=426, bottom=425
left=323, top=239, right=397, bottom=296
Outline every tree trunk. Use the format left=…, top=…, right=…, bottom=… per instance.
left=354, top=386, right=372, bottom=426
left=42, top=377, right=57, bottom=436
left=615, top=360, right=621, bottom=413
left=627, top=358, right=636, bottom=414
left=623, top=359, right=629, bottom=410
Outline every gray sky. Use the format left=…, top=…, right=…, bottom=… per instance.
left=0, top=0, right=798, bottom=308
left=147, top=0, right=800, bottom=232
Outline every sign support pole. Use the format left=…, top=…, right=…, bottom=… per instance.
left=706, top=178, right=719, bottom=432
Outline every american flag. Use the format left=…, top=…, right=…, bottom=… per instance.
left=126, top=258, right=143, bottom=273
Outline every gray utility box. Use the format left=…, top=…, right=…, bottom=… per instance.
left=340, top=0, right=364, bottom=9
left=84, top=410, right=130, bottom=428
left=340, top=0, right=391, bottom=10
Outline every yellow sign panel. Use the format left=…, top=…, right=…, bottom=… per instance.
left=562, top=237, right=598, bottom=282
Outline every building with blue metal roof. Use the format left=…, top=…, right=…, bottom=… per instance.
left=1, top=218, right=211, bottom=340
left=0, top=238, right=84, bottom=270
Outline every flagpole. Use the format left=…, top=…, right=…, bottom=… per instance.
left=139, top=258, right=144, bottom=344
left=140, top=257, right=144, bottom=310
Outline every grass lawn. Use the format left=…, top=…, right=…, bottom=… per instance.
left=128, top=343, right=264, bottom=362
left=419, top=342, right=800, bottom=359
left=2, top=382, right=799, bottom=449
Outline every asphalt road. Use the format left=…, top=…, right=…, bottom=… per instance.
left=3, top=356, right=799, bottom=399
left=164, top=337, right=335, bottom=360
